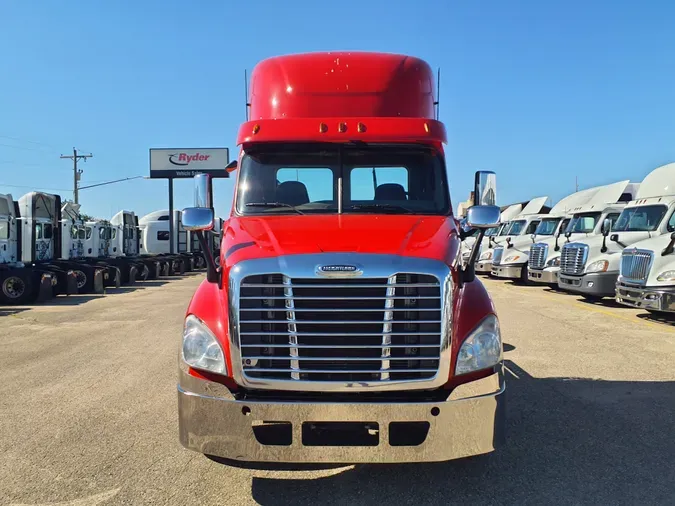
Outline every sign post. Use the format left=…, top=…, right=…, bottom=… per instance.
left=149, top=148, right=229, bottom=254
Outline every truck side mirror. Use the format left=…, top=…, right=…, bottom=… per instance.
left=601, top=218, right=612, bottom=237
left=466, top=205, right=500, bottom=229
left=661, top=231, right=675, bottom=256
left=531, top=233, right=536, bottom=243
left=473, top=170, right=497, bottom=206
left=184, top=173, right=219, bottom=283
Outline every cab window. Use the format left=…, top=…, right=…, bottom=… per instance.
left=43, top=224, right=53, bottom=240
left=525, top=220, right=540, bottom=235
left=78, top=227, right=86, bottom=240
left=0, top=220, right=9, bottom=240
left=667, top=210, right=675, bottom=232
left=86, top=227, right=92, bottom=240
left=35, top=223, right=43, bottom=239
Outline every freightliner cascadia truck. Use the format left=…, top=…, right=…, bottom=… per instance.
left=177, top=51, right=504, bottom=465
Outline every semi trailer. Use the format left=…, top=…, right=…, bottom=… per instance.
left=177, top=51, right=505, bottom=465
left=558, top=163, right=675, bottom=299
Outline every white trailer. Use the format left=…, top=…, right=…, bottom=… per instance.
left=558, top=163, right=675, bottom=299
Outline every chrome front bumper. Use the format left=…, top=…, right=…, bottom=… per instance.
left=615, top=283, right=675, bottom=313
left=558, top=271, right=618, bottom=297
left=178, top=368, right=505, bottom=464
left=528, top=267, right=559, bottom=284
left=491, top=264, right=523, bottom=279
left=475, top=261, right=493, bottom=274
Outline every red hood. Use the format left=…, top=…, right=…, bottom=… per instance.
left=221, top=215, right=459, bottom=267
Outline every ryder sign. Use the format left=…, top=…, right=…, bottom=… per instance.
left=149, top=148, right=230, bottom=179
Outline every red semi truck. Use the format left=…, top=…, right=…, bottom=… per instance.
left=178, top=51, right=504, bottom=464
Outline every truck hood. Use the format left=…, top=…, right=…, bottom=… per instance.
left=621, top=235, right=675, bottom=286
left=222, top=215, right=458, bottom=267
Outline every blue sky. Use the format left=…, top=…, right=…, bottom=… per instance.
left=1, top=0, right=674, bottom=220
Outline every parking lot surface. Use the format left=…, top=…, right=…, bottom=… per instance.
left=1, top=275, right=673, bottom=505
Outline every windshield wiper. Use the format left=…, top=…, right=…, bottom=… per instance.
left=349, top=203, right=416, bottom=214
left=245, top=202, right=305, bottom=215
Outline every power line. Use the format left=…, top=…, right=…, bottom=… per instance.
left=79, top=176, right=144, bottom=190
left=60, top=147, right=93, bottom=204
left=0, top=182, right=71, bottom=192
left=0, top=142, right=56, bottom=153
left=0, top=135, right=59, bottom=150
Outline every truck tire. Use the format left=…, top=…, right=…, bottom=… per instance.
left=519, top=263, right=530, bottom=285
left=0, top=271, right=33, bottom=305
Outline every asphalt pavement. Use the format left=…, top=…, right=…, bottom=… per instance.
left=1, top=274, right=673, bottom=505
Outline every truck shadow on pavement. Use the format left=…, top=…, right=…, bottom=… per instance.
left=250, top=360, right=674, bottom=505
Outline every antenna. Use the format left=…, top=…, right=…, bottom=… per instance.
left=434, top=67, right=441, bottom=120
left=244, top=69, right=250, bottom=121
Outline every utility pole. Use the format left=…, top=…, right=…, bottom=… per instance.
left=60, top=147, right=92, bottom=204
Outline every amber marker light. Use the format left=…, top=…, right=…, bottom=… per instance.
left=338, top=122, right=347, bottom=133
left=319, top=122, right=328, bottom=133
left=252, top=124, right=261, bottom=134
left=357, top=122, right=367, bottom=133
left=424, top=122, right=430, bottom=133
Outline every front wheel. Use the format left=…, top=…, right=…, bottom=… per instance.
left=581, top=294, right=603, bottom=302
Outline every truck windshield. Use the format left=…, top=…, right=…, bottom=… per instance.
left=498, top=222, right=512, bottom=236
left=485, top=226, right=500, bottom=236
left=567, top=212, right=600, bottom=233
left=507, top=220, right=526, bottom=235
left=535, top=217, right=561, bottom=236
left=236, top=143, right=450, bottom=215
left=612, top=205, right=668, bottom=232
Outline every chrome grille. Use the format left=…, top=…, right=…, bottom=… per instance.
left=492, top=247, right=504, bottom=266
left=560, top=243, right=588, bottom=275
left=620, top=249, right=653, bottom=284
left=529, top=243, right=549, bottom=270
left=238, top=273, right=442, bottom=383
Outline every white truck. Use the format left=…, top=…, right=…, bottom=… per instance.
left=527, top=181, right=638, bottom=286
left=615, top=227, right=675, bottom=314
left=494, top=182, right=636, bottom=284
left=558, top=163, right=675, bottom=299
left=0, top=193, right=61, bottom=304
left=139, top=209, right=221, bottom=270
left=474, top=203, right=524, bottom=274
left=479, top=197, right=549, bottom=276
left=111, top=210, right=168, bottom=278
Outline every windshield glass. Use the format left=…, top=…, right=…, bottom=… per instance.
left=236, top=144, right=450, bottom=215
left=485, top=226, right=500, bottom=236
left=567, top=212, right=600, bottom=233
left=0, top=220, right=8, bottom=240
left=613, top=205, right=668, bottom=232
left=534, top=218, right=561, bottom=236
left=507, top=220, right=527, bottom=235
left=498, top=222, right=512, bottom=236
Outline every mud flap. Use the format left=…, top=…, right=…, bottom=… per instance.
left=65, top=271, right=79, bottom=295
left=93, top=269, right=105, bottom=294
left=128, top=266, right=138, bottom=285
left=112, top=268, right=121, bottom=288
left=37, top=273, right=54, bottom=302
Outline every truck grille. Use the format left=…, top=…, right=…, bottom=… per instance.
left=560, top=243, right=588, bottom=275
left=238, top=273, right=442, bottom=383
left=492, top=247, right=504, bottom=266
left=529, top=243, right=548, bottom=270
left=620, top=249, right=653, bottom=284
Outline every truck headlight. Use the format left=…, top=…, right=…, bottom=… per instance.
left=182, top=315, right=227, bottom=375
left=546, top=256, right=560, bottom=267
left=479, top=251, right=493, bottom=261
left=586, top=260, right=609, bottom=273
left=656, top=270, right=675, bottom=282
left=455, top=315, right=502, bottom=375
left=504, top=255, right=521, bottom=263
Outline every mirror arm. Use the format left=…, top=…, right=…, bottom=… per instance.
left=461, top=229, right=486, bottom=285
left=554, top=235, right=560, bottom=252
left=600, top=235, right=608, bottom=253
left=610, top=234, right=627, bottom=248
left=196, top=230, right=220, bottom=284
